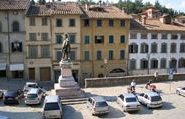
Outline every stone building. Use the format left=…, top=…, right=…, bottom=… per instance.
left=0, top=0, right=30, bottom=79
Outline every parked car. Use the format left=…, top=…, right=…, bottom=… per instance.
left=136, top=92, right=163, bottom=108
left=176, top=87, right=185, bottom=96
left=87, top=96, right=109, bottom=115
left=3, top=91, right=20, bottom=105
left=42, top=95, right=62, bottom=119
left=117, top=93, right=141, bottom=112
left=0, top=115, right=10, bottom=119
left=25, top=88, right=43, bottom=105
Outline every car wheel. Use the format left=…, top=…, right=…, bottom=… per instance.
left=176, top=90, right=180, bottom=95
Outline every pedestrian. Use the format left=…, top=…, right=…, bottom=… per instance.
left=130, top=80, right=136, bottom=91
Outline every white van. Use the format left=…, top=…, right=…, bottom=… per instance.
left=25, top=88, right=43, bottom=105
left=42, top=95, right=62, bottom=119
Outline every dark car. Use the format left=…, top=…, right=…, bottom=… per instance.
left=3, top=91, right=19, bottom=105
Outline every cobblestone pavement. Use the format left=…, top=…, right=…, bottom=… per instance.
left=0, top=79, right=185, bottom=119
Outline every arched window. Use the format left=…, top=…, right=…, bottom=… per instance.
left=12, top=21, right=19, bottom=32
left=161, top=43, right=167, bottom=53
left=151, top=42, right=158, bottom=53
left=179, top=58, right=185, bottom=68
left=0, top=21, right=2, bottom=32
left=129, top=59, right=136, bottom=70
left=0, top=42, right=2, bottom=53
left=129, top=43, right=138, bottom=53
left=170, top=43, right=176, bottom=53
left=140, top=43, right=148, bottom=53
left=180, top=43, right=185, bottom=53
left=160, top=58, right=166, bottom=69
left=169, top=58, right=177, bottom=69
left=151, top=58, right=158, bottom=69
left=140, top=58, right=148, bottom=69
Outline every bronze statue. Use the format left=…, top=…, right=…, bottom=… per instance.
left=61, top=34, right=70, bottom=60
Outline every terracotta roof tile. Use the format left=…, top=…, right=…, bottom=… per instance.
left=0, top=0, right=30, bottom=10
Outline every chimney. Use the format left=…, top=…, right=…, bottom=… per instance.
left=141, top=15, right=147, bottom=25
left=99, top=0, right=102, bottom=6
left=52, top=0, right=55, bottom=2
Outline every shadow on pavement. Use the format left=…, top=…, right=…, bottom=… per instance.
left=159, top=101, right=175, bottom=110
left=63, top=105, right=84, bottom=119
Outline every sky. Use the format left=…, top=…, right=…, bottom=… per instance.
left=45, top=0, right=185, bottom=12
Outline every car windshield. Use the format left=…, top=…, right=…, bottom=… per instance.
left=151, top=96, right=162, bottom=101
left=27, top=94, right=37, bottom=99
left=126, top=97, right=137, bottom=102
left=95, top=102, right=108, bottom=107
left=44, top=103, right=60, bottom=111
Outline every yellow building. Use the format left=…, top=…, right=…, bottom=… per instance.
left=80, top=5, right=132, bottom=81
left=25, top=2, right=82, bottom=82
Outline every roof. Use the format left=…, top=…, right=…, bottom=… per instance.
left=27, top=88, right=39, bottom=94
left=130, top=19, right=185, bottom=31
left=45, top=95, right=60, bottom=102
left=176, top=16, right=185, bottom=19
left=123, top=93, right=136, bottom=98
left=81, top=5, right=132, bottom=19
left=26, top=82, right=37, bottom=85
left=91, top=96, right=106, bottom=102
left=145, top=92, right=159, bottom=97
left=26, top=2, right=83, bottom=16
left=0, top=0, right=30, bottom=10
left=4, top=91, right=18, bottom=97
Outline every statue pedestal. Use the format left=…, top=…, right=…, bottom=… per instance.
left=53, top=60, right=84, bottom=99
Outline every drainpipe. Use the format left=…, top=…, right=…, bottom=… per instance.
left=7, top=11, right=11, bottom=80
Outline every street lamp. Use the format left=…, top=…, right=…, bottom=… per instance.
left=104, top=58, right=108, bottom=77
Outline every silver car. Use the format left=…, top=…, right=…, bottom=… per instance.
left=176, top=87, right=185, bottom=96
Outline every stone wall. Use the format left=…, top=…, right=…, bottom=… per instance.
left=85, top=73, right=185, bottom=88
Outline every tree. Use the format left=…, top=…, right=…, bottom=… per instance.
left=38, top=0, right=46, bottom=5
left=30, top=0, right=35, bottom=5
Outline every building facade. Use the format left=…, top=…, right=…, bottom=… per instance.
left=0, top=0, right=30, bottom=79
left=129, top=8, right=185, bottom=76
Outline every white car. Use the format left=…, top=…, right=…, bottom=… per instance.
left=25, top=88, right=43, bottom=105
left=117, top=93, right=141, bottom=112
left=176, top=87, right=185, bottom=96
left=137, top=92, right=163, bottom=108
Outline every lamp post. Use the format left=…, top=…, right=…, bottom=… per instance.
left=104, top=58, right=108, bottom=78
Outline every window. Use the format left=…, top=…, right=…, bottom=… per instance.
left=11, top=41, right=22, bottom=52
left=42, top=17, right=48, bottom=26
left=129, top=43, right=138, bottom=53
left=84, top=19, right=89, bottom=27
left=120, top=19, right=125, bottom=27
left=151, top=59, right=158, bottom=69
left=140, top=59, right=148, bottom=69
left=160, top=58, right=166, bottom=69
left=96, top=50, right=102, bottom=60
left=151, top=33, right=158, bottom=39
left=141, top=33, right=147, bottom=39
left=181, top=34, right=185, bottom=40
left=56, top=19, right=62, bottom=27
left=0, top=21, right=2, bottom=32
left=109, top=35, right=114, bottom=43
left=161, top=43, right=167, bottom=53
left=0, top=42, right=2, bottom=53
left=29, top=33, right=37, bottom=41
left=70, top=51, right=76, bottom=60
left=179, top=58, right=185, bottom=68
left=130, top=33, right=137, bottom=39
left=109, top=20, right=114, bottom=27
left=170, top=43, right=176, bottom=53
left=12, top=21, right=19, bottom=32
left=69, top=19, right=75, bottom=27
left=169, top=58, right=177, bottom=69
left=171, top=34, right=178, bottom=40
left=129, top=59, right=136, bottom=70
left=120, top=35, right=125, bottom=43
left=84, top=51, right=90, bottom=60
left=84, top=35, right=90, bottom=44
left=140, top=43, right=148, bottom=53
left=97, top=20, right=102, bottom=27
left=180, top=43, right=185, bottom=52
left=56, top=34, right=63, bottom=44
left=41, top=45, right=50, bottom=58
left=29, top=17, right=35, bottom=26
left=161, top=33, right=167, bottom=39
left=95, top=36, right=104, bottom=44
left=109, top=50, right=113, bottom=60
left=151, top=43, right=158, bottom=53
left=69, top=34, right=76, bottom=44
left=120, top=50, right=125, bottom=59
left=41, top=33, right=49, bottom=41
left=56, top=50, right=62, bottom=62
left=29, top=46, right=38, bottom=58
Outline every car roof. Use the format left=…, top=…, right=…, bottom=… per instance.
left=27, top=88, right=39, bottom=94
left=26, top=82, right=37, bottom=85
left=122, top=93, right=136, bottom=98
left=91, top=96, right=106, bottom=102
left=45, top=95, right=60, bottom=103
left=145, top=92, right=159, bottom=96
left=4, top=91, right=17, bottom=96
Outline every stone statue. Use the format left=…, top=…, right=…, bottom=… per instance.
left=62, top=34, right=70, bottom=60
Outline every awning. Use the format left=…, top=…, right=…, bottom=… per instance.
left=0, top=63, right=6, bottom=70
left=10, top=64, right=24, bottom=71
